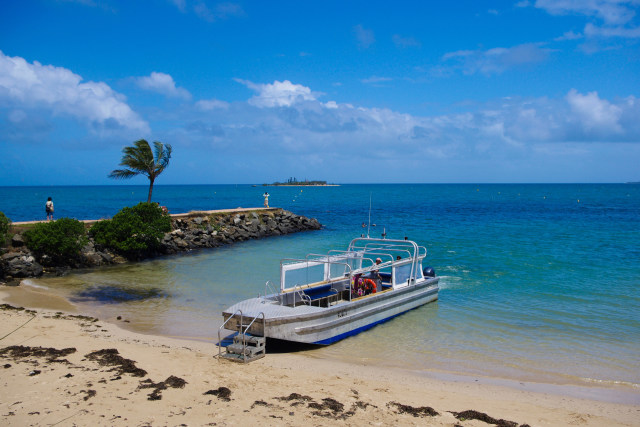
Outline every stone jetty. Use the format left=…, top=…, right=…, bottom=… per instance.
left=0, top=208, right=321, bottom=283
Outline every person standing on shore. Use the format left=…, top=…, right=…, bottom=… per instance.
left=263, top=192, right=270, bottom=208
left=45, top=197, right=54, bottom=221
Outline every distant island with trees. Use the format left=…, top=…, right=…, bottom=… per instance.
left=263, top=177, right=338, bottom=186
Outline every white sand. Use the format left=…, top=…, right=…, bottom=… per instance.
left=1, top=285, right=638, bottom=426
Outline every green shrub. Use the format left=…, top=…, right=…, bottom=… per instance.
left=0, top=211, right=10, bottom=245
left=24, top=218, right=88, bottom=264
left=90, top=202, right=171, bottom=259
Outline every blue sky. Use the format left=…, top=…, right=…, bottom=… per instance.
left=1, top=0, right=639, bottom=184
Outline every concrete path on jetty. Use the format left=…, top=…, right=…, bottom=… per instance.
left=11, top=207, right=280, bottom=227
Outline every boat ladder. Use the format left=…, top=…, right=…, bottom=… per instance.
left=217, top=310, right=266, bottom=363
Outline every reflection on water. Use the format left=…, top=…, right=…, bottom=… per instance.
left=72, top=285, right=168, bottom=303
left=34, top=234, right=317, bottom=340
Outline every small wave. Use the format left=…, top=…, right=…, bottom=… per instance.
left=579, top=377, right=640, bottom=389
left=20, top=279, right=49, bottom=290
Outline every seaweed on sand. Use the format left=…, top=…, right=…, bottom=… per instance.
left=450, top=409, right=527, bottom=427
left=203, top=386, right=232, bottom=401
left=388, top=401, right=439, bottom=417
left=84, top=348, right=147, bottom=377
left=138, top=375, right=187, bottom=401
left=0, top=345, right=76, bottom=363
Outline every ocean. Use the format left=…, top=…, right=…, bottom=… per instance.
left=2, top=184, right=639, bottom=397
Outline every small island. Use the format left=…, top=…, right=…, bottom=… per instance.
left=263, top=177, right=338, bottom=186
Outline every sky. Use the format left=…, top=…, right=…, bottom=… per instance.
left=1, top=0, right=639, bottom=185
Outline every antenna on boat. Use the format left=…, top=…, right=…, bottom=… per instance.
left=367, top=193, right=372, bottom=238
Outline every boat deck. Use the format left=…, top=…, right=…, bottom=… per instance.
left=224, top=297, right=325, bottom=319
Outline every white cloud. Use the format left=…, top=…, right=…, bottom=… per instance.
left=181, top=81, right=638, bottom=159
left=188, top=1, right=244, bottom=22
left=535, top=0, right=640, bottom=40
left=566, top=89, right=623, bottom=133
left=361, top=76, right=393, bottom=84
left=555, top=30, right=583, bottom=41
left=236, top=79, right=320, bottom=108
left=195, top=98, right=229, bottom=110
left=584, top=22, right=640, bottom=37
left=135, top=72, right=191, bottom=99
left=354, top=24, right=375, bottom=48
left=441, top=43, right=552, bottom=75
left=0, top=50, right=148, bottom=133
left=535, top=0, right=638, bottom=26
left=170, top=0, right=187, bottom=12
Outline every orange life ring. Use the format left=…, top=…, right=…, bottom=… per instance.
left=361, top=278, right=377, bottom=294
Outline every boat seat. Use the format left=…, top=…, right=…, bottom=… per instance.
left=303, top=284, right=338, bottom=301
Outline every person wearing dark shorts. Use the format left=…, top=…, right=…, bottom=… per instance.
left=45, top=197, right=54, bottom=221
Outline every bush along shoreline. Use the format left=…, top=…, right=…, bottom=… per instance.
left=0, top=204, right=321, bottom=284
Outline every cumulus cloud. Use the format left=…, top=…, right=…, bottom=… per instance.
left=0, top=50, right=148, bottom=133
left=179, top=80, right=640, bottom=166
left=135, top=72, right=191, bottom=99
left=361, top=76, right=393, bottom=84
left=235, top=79, right=320, bottom=108
left=534, top=0, right=640, bottom=40
left=173, top=0, right=244, bottom=22
left=195, top=98, right=229, bottom=110
left=441, top=43, right=552, bottom=75
left=354, top=24, right=375, bottom=48
left=566, top=89, right=623, bottom=134
left=584, top=22, right=640, bottom=37
left=535, top=0, right=638, bottom=26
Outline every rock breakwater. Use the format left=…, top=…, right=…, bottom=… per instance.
left=0, top=209, right=321, bottom=283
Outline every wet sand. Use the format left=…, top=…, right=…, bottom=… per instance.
left=0, top=285, right=638, bottom=426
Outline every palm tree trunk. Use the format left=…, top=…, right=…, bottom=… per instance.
left=147, top=177, right=155, bottom=203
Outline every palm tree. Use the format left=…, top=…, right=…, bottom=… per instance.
left=109, top=139, right=172, bottom=203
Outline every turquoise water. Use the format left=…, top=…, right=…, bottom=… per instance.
left=4, top=184, right=640, bottom=391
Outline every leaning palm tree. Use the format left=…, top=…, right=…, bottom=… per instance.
left=108, top=139, right=172, bottom=203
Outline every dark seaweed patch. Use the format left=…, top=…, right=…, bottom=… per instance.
left=0, top=346, right=76, bottom=363
left=275, top=393, right=313, bottom=403
left=85, top=348, right=147, bottom=377
left=203, top=387, right=232, bottom=401
left=82, top=390, right=96, bottom=401
left=251, top=400, right=272, bottom=409
left=0, top=304, right=36, bottom=314
left=71, top=285, right=167, bottom=303
left=388, top=401, right=439, bottom=417
left=138, top=375, right=187, bottom=401
left=450, top=410, right=522, bottom=427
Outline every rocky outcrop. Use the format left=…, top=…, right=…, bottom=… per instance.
left=0, top=209, right=321, bottom=283
left=160, top=210, right=321, bottom=254
left=1, top=250, right=44, bottom=279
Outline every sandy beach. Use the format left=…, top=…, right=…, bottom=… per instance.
left=0, top=284, right=637, bottom=426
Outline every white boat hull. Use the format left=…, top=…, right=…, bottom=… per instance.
left=223, top=277, right=438, bottom=344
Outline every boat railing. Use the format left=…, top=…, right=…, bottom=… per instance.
left=354, top=239, right=422, bottom=286
left=293, top=288, right=311, bottom=308
left=263, top=280, right=281, bottom=305
left=218, top=309, right=243, bottom=359
left=240, top=312, right=265, bottom=363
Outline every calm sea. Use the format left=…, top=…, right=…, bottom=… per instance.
left=2, top=184, right=639, bottom=396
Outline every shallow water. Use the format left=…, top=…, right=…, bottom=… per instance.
left=10, top=183, right=640, bottom=391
